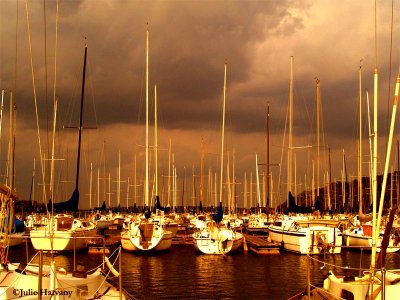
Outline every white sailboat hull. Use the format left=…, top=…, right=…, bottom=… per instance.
left=121, top=223, right=173, bottom=252
left=192, top=228, right=243, bottom=255
left=343, top=231, right=400, bottom=253
left=30, top=228, right=97, bottom=252
left=269, top=223, right=342, bottom=254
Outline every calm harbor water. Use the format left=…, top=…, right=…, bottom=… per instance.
left=8, top=242, right=400, bottom=300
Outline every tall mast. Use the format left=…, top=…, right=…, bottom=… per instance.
left=200, top=138, right=204, bottom=206
left=370, top=32, right=378, bottom=268
left=134, top=154, right=137, bottom=207
left=256, top=154, right=261, bottom=211
left=30, top=158, right=36, bottom=206
left=232, top=149, right=236, bottom=213
left=126, top=177, right=130, bottom=209
left=358, top=63, right=363, bottom=213
left=374, top=73, right=399, bottom=268
left=108, top=172, right=111, bottom=208
left=7, top=92, right=13, bottom=188
left=145, top=28, right=149, bottom=207
left=75, top=45, right=87, bottom=191
left=181, top=166, right=186, bottom=210
left=266, top=103, right=270, bottom=208
left=192, top=165, right=196, bottom=207
left=117, top=150, right=121, bottom=207
left=50, top=98, right=57, bottom=211
left=102, top=140, right=107, bottom=204
left=287, top=56, right=294, bottom=206
left=168, top=139, right=171, bottom=205
left=250, top=172, right=253, bottom=208
left=342, top=149, right=346, bottom=208
left=312, top=160, right=315, bottom=205
left=244, top=172, right=247, bottom=209
left=316, top=78, right=321, bottom=197
left=226, top=153, right=231, bottom=212
left=219, top=62, right=227, bottom=204
left=0, top=90, right=4, bottom=171
left=369, top=0, right=379, bottom=283
left=154, top=84, right=158, bottom=197
left=97, top=167, right=100, bottom=208
left=89, top=163, right=93, bottom=208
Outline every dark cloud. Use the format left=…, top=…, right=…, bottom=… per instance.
left=1, top=0, right=399, bottom=207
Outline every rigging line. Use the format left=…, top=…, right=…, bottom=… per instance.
left=297, top=87, right=313, bottom=143
left=87, top=58, right=99, bottom=130
left=277, top=84, right=289, bottom=205
left=25, top=0, right=47, bottom=205
left=85, top=60, right=103, bottom=172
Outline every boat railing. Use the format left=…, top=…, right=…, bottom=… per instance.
left=299, top=253, right=400, bottom=299
left=21, top=234, right=108, bottom=272
left=341, top=244, right=400, bottom=250
left=10, top=242, right=127, bottom=300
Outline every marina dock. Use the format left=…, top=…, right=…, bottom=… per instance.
left=244, top=234, right=281, bottom=255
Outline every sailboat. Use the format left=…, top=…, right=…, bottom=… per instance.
left=0, top=60, right=125, bottom=300
left=317, top=3, right=400, bottom=292
left=268, top=58, right=342, bottom=254
left=342, top=65, right=399, bottom=253
left=247, top=153, right=272, bottom=235
left=120, top=28, right=173, bottom=253
left=2, top=168, right=123, bottom=300
left=318, top=73, right=400, bottom=300
left=191, top=62, right=243, bottom=255
left=0, top=90, right=25, bottom=249
left=29, top=46, right=97, bottom=252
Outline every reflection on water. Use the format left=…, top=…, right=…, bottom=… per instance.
left=8, top=243, right=400, bottom=300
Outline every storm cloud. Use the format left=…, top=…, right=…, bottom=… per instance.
left=0, top=0, right=399, bottom=209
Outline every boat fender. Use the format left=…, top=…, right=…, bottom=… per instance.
left=105, top=256, right=119, bottom=277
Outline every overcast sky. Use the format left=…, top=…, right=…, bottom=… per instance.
left=0, top=0, right=399, bottom=209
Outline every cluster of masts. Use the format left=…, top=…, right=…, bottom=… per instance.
left=21, top=55, right=400, bottom=216
left=2, top=7, right=400, bottom=218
